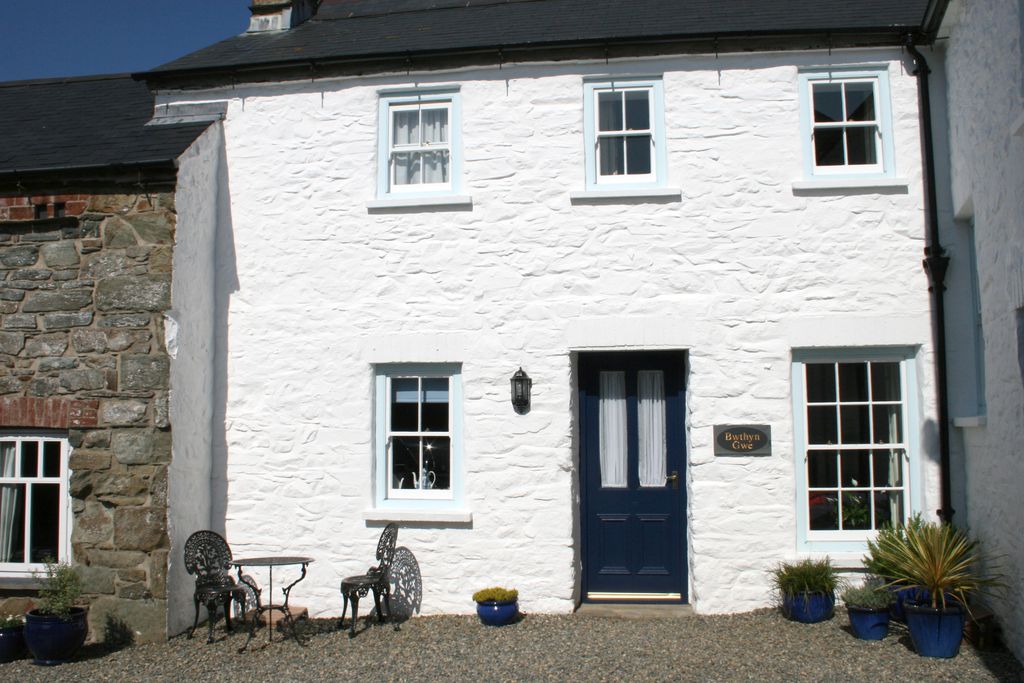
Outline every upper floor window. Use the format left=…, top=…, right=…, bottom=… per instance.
left=798, top=68, right=895, bottom=179
left=583, top=78, right=667, bottom=190
left=377, top=88, right=462, bottom=199
left=0, top=434, right=70, bottom=577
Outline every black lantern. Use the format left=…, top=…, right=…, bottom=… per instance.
left=510, top=367, right=532, bottom=414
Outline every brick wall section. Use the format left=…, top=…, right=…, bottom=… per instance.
left=0, top=192, right=174, bottom=644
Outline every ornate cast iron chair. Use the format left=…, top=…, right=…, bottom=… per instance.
left=340, top=523, right=399, bottom=637
left=184, top=530, right=250, bottom=644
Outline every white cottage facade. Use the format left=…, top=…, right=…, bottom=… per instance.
left=144, top=0, right=957, bottom=632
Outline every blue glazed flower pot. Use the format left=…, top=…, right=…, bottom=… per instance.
left=847, top=606, right=890, bottom=640
left=0, top=626, right=26, bottom=663
left=782, top=592, right=834, bottom=623
left=889, top=586, right=926, bottom=622
left=24, top=608, right=88, bottom=666
left=905, top=602, right=965, bottom=658
left=476, top=600, right=519, bottom=626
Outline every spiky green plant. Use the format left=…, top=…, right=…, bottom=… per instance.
left=864, top=512, right=926, bottom=578
left=770, top=557, right=840, bottom=597
left=472, top=587, right=518, bottom=603
left=867, top=521, right=1001, bottom=610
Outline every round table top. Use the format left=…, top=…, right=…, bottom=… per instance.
left=231, top=556, right=314, bottom=567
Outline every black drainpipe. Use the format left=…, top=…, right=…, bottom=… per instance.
left=904, top=35, right=954, bottom=524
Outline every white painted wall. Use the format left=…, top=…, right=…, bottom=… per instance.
left=942, top=0, right=1024, bottom=661
left=157, top=47, right=941, bottom=617
left=167, top=123, right=222, bottom=635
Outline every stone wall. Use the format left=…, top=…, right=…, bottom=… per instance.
left=0, top=191, right=174, bottom=644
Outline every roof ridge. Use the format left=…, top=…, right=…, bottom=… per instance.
left=315, top=0, right=551, bottom=23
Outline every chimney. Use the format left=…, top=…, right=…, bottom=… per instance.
left=247, top=0, right=318, bottom=33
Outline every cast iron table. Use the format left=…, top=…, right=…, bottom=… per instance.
left=231, top=556, right=313, bottom=652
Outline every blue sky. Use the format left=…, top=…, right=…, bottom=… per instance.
left=1, top=1, right=252, bottom=82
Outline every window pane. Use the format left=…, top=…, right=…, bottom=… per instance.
left=392, top=152, right=421, bottom=186
left=625, top=135, right=652, bottom=175
left=844, top=83, right=876, bottom=121
left=840, top=405, right=870, bottom=444
left=421, top=150, right=449, bottom=184
left=392, top=109, right=419, bottom=145
left=421, top=378, right=449, bottom=432
left=624, top=90, right=650, bottom=130
left=0, top=484, right=25, bottom=562
left=598, top=137, right=625, bottom=176
left=598, top=92, right=623, bottom=131
left=421, top=108, right=448, bottom=144
left=813, top=128, right=844, bottom=166
left=391, top=437, right=420, bottom=489
left=21, top=442, right=38, bottom=478
left=637, top=371, right=666, bottom=488
left=423, top=437, right=450, bottom=490
left=809, top=492, right=838, bottom=530
left=0, top=442, right=14, bottom=476
left=29, top=483, right=60, bottom=563
left=840, top=450, right=870, bottom=487
left=807, top=451, right=838, bottom=487
left=807, top=405, right=838, bottom=444
left=842, top=491, right=871, bottom=530
left=599, top=371, right=627, bottom=488
left=870, top=362, right=901, bottom=401
left=874, top=491, right=903, bottom=529
left=872, top=449, right=903, bottom=487
left=805, top=364, right=836, bottom=403
left=42, top=442, right=60, bottom=478
left=391, top=378, right=419, bottom=432
left=872, top=405, right=902, bottom=444
left=812, top=84, right=843, bottom=122
left=845, top=126, right=878, bottom=165
left=838, top=363, right=869, bottom=401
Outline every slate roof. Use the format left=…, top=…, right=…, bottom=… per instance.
left=149, top=0, right=932, bottom=79
left=0, top=74, right=209, bottom=179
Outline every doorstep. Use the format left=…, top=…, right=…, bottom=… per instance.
left=575, top=603, right=695, bottom=619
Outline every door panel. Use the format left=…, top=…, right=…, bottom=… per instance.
left=580, top=351, right=687, bottom=601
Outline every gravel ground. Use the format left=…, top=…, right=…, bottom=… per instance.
left=2, top=609, right=1021, bottom=682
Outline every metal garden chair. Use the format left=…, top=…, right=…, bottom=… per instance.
left=340, top=522, right=399, bottom=637
left=184, top=530, right=249, bottom=643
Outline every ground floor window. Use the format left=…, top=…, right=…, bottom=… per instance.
left=0, top=433, right=70, bottom=575
left=792, top=350, right=918, bottom=550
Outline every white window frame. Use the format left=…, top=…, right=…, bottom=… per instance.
left=376, top=87, right=462, bottom=199
left=798, top=67, right=896, bottom=179
left=0, top=433, right=72, bottom=578
left=373, top=363, right=463, bottom=510
left=583, top=77, right=668, bottom=191
left=791, top=349, right=921, bottom=553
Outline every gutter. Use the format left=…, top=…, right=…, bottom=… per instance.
left=904, top=35, right=954, bottom=524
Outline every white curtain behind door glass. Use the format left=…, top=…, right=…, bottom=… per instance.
left=637, top=370, right=667, bottom=487
left=599, top=372, right=627, bottom=488
left=0, top=442, right=16, bottom=562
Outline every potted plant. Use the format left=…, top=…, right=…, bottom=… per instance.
left=771, top=557, right=839, bottom=623
left=0, top=614, right=26, bottom=663
left=472, top=587, right=519, bottom=626
left=23, top=560, right=87, bottom=665
left=842, top=579, right=893, bottom=640
left=865, top=513, right=926, bottom=621
left=868, top=520, right=1002, bottom=658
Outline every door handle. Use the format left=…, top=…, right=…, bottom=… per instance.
left=666, top=470, right=679, bottom=489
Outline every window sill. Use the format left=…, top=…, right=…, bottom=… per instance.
left=366, top=195, right=473, bottom=211
left=0, top=575, right=41, bottom=590
left=796, top=552, right=866, bottom=570
left=569, top=187, right=682, bottom=203
left=362, top=508, right=473, bottom=524
left=953, top=415, right=987, bottom=429
left=791, top=177, right=909, bottom=193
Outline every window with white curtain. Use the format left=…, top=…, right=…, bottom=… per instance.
left=377, top=89, right=461, bottom=198
left=0, top=434, right=70, bottom=576
left=792, top=351, right=918, bottom=550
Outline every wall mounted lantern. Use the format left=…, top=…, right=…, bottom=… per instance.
left=510, top=367, right=532, bottom=414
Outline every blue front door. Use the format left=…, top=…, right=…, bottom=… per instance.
left=580, top=351, right=687, bottom=601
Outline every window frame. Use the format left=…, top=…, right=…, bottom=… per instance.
left=791, top=348, right=921, bottom=553
left=376, top=87, right=462, bottom=199
left=582, top=77, right=668, bottom=191
left=373, top=363, right=463, bottom=510
left=0, top=432, right=71, bottom=578
left=797, top=67, right=896, bottom=180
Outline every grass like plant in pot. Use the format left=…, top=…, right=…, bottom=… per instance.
left=771, top=557, right=840, bottom=624
left=842, top=579, right=893, bottom=640
left=864, top=513, right=926, bottom=622
left=0, top=613, right=26, bottom=663
left=24, top=559, right=88, bottom=666
left=473, top=587, right=519, bottom=626
left=867, top=521, right=1002, bottom=658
